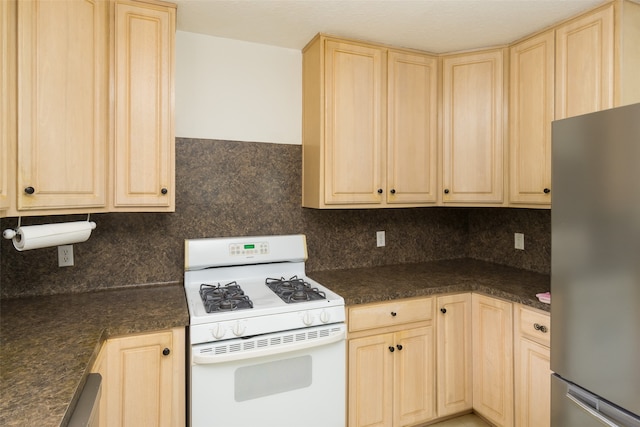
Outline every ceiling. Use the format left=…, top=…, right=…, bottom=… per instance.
left=173, top=0, right=604, bottom=54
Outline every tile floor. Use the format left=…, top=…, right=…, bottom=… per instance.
left=428, top=413, right=492, bottom=427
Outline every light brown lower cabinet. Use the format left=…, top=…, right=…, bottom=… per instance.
left=436, top=293, right=473, bottom=417
left=472, top=294, right=514, bottom=427
left=347, top=294, right=552, bottom=427
left=514, top=304, right=551, bottom=427
left=348, top=297, right=436, bottom=427
left=91, top=327, right=185, bottom=427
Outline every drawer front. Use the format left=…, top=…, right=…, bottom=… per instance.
left=349, top=297, right=433, bottom=332
left=518, top=306, right=550, bottom=347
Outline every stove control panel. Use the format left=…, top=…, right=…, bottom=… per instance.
left=191, top=306, right=346, bottom=345
left=229, top=242, right=269, bottom=256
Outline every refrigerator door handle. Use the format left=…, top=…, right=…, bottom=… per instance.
left=565, top=384, right=640, bottom=427
left=566, top=391, right=620, bottom=427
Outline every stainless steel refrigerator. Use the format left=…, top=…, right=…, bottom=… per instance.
left=551, top=102, right=640, bottom=427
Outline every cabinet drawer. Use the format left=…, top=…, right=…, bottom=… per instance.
left=349, top=297, right=433, bottom=332
left=517, top=305, right=550, bottom=347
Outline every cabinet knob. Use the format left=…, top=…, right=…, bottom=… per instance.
left=440, top=308, right=447, bottom=314
left=24, top=186, right=35, bottom=195
left=543, top=188, right=551, bottom=194
left=377, top=188, right=383, bottom=194
left=390, top=311, right=397, bottom=317
left=162, top=347, right=171, bottom=356
left=161, top=187, right=168, bottom=195
left=444, top=189, right=450, bottom=194
left=390, top=189, right=396, bottom=194
left=388, top=346, right=395, bottom=353
left=534, top=323, right=548, bottom=333
left=396, top=344, right=403, bottom=351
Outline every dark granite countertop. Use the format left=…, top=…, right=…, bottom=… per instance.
left=309, top=258, right=551, bottom=312
left=0, top=283, right=188, bottom=427
left=0, top=259, right=549, bottom=427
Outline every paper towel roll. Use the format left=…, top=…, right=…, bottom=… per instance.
left=10, top=221, right=96, bottom=251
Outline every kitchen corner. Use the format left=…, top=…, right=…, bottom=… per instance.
left=309, top=258, right=550, bottom=311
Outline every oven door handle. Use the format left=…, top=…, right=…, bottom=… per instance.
left=192, top=329, right=345, bottom=365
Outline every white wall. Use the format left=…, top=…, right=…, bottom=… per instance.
left=175, top=31, right=302, bottom=145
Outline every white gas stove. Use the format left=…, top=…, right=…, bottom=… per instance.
left=184, top=234, right=346, bottom=345
left=184, top=234, right=347, bottom=427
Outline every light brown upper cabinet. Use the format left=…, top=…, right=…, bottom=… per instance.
left=17, top=0, right=110, bottom=212
left=113, top=0, right=175, bottom=211
left=2, top=0, right=175, bottom=218
left=304, top=37, right=386, bottom=207
left=0, top=0, right=17, bottom=214
left=556, top=1, right=640, bottom=119
left=441, top=49, right=506, bottom=205
left=302, top=35, right=438, bottom=208
left=555, top=4, right=615, bottom=119
left=509, top=30, right=554, bottom=206
left=386, top=51, right=438, bottom=205
left=508, top=0, right=640, bottom=208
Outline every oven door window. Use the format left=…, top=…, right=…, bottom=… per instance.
left=235, top=355, right=312, bottom=401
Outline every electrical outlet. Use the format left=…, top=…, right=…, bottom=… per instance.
left=376, top=231, right=385, bottom=247
left=514, top=233, right=525, bottom=250
left=58, top=244, right=74, bottom=267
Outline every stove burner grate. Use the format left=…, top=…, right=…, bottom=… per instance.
left=265, top=276, right=326, bottom=304
left=199, top=281, right=254, bottom=313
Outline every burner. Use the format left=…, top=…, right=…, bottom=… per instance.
left=199, top=282, right=253, bottom=313
left=265, top=276, right=326, bottom=304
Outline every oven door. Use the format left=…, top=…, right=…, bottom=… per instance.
left=190, top=324, right=346, bottom=427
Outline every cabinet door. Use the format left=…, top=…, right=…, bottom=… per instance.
left=509, top=31, right=554, bottom=205
left=436, top=293, right=472, bottom=417
left=90, top=343, right=108, bottom=427
left=442, top=50, right=505, bottom=203
left=394, top=326, right=436, bottom=426
left=0, top=0, right=16, bottom=215
left=387, top=51, right=437, bottom=205
left=348, top=333, right=394, bottom=427
left=104, top=328, right=185, bottom=427
left=555, top=4, right=614, bottom=119
left=515, top=337, right=551, bottom=427
left=113, top=0, right=175, bottom=210
left=324, top=40, right=385, bottom=205
left=472, top=294, right=514, bottom=427
left=17, top=0, right=108, bottom=211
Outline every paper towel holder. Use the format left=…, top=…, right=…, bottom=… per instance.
left=1, top=216, right=22, bottom=240
left=2, top=214, right=95, bottom=241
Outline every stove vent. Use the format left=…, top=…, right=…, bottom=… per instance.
left=198, top=325, right=344, bottom=359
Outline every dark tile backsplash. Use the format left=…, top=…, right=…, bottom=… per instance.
left=0, top=139, right=550, bottom=298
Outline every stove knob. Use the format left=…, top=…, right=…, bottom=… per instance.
left=232, top=321, right=246, bottom=336
left=210, top=324, right=226, bottom=339
left=320, top=310, right=330, bottom=323
left=302, top=311, right=314, bottom=326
